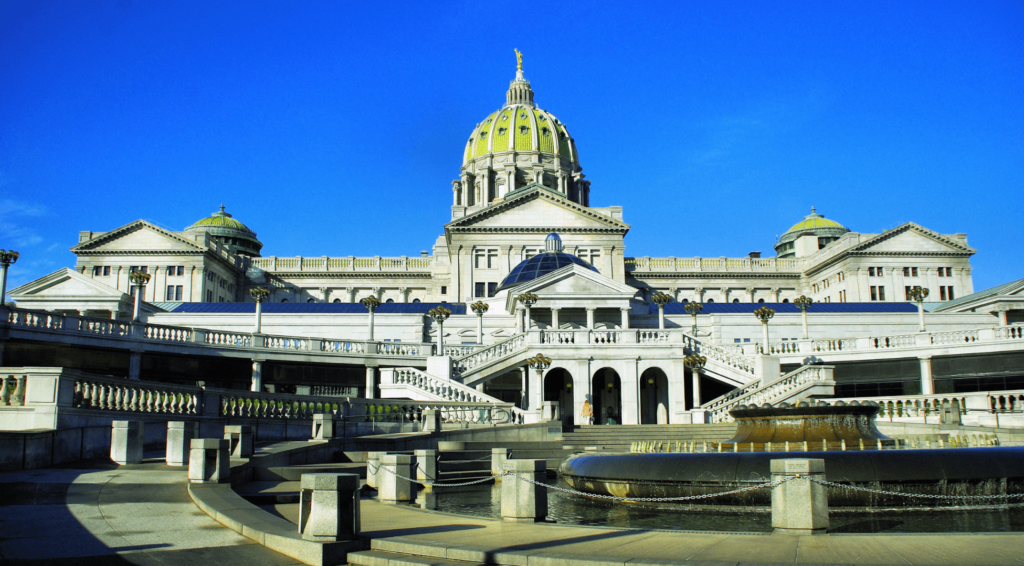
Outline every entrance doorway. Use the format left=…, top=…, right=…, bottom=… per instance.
left=544, top=368, right=574, bottom=430
left=592, top=368, right=622, bottom=425
left=640, top=368, right=669, bottom=424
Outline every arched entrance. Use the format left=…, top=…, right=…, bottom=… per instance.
left=543, top=368, right=574, bottom=430
left=639, top=367, right=669, bottom=424
left=592, top=368, right=622, bottom=425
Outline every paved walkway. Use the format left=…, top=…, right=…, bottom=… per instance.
left=0, top=455, right=300, bottom=566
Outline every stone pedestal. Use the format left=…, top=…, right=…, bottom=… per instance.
left=541, top=401, right=559, bottom=422
left=312, top=413, right=337, bottom=440
left=365, top=452, right=384, bottom=489
left=110, top=420, right=143, bottom=465
left=166, top=421, right=198, bottom=466
left=189, top=438, right=230, bottom=484
left=378, top=454, right=413, bottom=504
left=223, top=425, right=253, bottom=458
left=491, top=448, right=510, bottom=481
left=415, top=449, right=437, bottom=489
left=298, top=473, right=361, bottom=541
left=770, top=459, right=828, bottom=535
left=501, top=459, right=547, bottom=522
left=422, top=409, right=442, bottom=432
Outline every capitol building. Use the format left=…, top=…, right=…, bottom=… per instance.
left=8, top=56, right=1023, bottom=427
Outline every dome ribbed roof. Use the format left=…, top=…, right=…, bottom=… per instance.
left=779, top=207, right=849, bottom=244
left=497, top=252, right=598, bottom=292
left=463, top=106, right=577, bottom=165
left=185, top=205, right=263, bottom=257
left=188, top=205, right=254, bottom=232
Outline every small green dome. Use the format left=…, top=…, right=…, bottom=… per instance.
left=783, top=208, right=847, bottom=234
left=185, top=205, right=263, bottom=257
left=774, top=208, right=849, bottom=258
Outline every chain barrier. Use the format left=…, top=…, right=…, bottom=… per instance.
left=504, top=472, right=798, bottom=503
left=807, top=478, right=1024, bottom=501
left=367, top=462, right=497, bottom=488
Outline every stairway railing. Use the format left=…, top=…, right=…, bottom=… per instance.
left=701, top=365, right=834, bottom=423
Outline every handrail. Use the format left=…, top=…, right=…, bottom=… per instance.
left=681, top=333, right=756, bottom=375
left=701, top=365, right=834, bottom=423
left=453, top=333, right=528, bottom=375
left=385, top=367, right=525, bottom=423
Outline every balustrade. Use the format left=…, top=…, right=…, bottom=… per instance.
left=205, top=331, right=253, bottom=347
left=590, top=331, right=620, bottom=344
left=263, top=336, right=310, bottom=351
left=454, top=333, right=527, bottom=374
left=812, top=338, right=853, bottom=352
left=682, top=333, right=756, bottom=375
left=541, top=330, right=575, bottom=344
left=637, top=330, right=670, bottom=344
left=703, top=365, right=833, bottom=423
left=624, top=257, right=801, bottom=273
left=142, top=324, right=191, bottom=343
left=72, top=375, right=201, bottom=415
left=0, top=374, right=26, bottom=406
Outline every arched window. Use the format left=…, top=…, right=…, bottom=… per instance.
left=333, top=299, right=341, bottom=303
left=707, top=299, right=714, bottom=303
left=758, top=299, right=765, bottom=303
left=281, top=299, right=289, bottom=303
left=412, top=299, right=421, bottom=303
left=681, top=298, right=689, bottom=304
left=386, top=299, right=394, bottom=303
left=307, top=299, right=315, bottom=303
left=782, top=298, right=790, bottom=303
left=732, top=299, right=740, bottom=303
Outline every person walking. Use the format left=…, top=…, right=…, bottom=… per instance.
left=580, top=399, right=593, bottom=425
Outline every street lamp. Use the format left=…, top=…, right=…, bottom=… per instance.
left=361, top=295, right=381, bottom=341
left=908, top=286, right=929, bottom=332
left=0, top=249, right=19, bottom=307
left=684, top=354, right=707, bottom=409
left=517, top=292, right=539, bottom=332
left=684, top=301, right=703, bottom=335
left=249, top=287, right=270, bottom=333
left=793, top=295, right=813, bottom=339
left=428, top=305, right=452, bottom=353
left=753, top=306, right=775, bottom=354
left=651, top=291, right=671, bottom=330
left=470, top=301, right=489, bottom=345
left=528, top=353, right=552, bottom=376
left=128, top=271, right=152, bottom=322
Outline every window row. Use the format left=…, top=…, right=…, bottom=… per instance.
left=92, top=265, right=186, bottom=277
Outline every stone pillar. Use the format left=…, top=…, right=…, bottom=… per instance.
left=250, top=360, right=263, bottom=392
left=998, top=308, right=1009, bottom=326
left=422, top=409, right=441, bottom=432
left=415, top=449, right=437, bottom=488
left=166, top=421, right=198, bottom=466
left=367, top=308, right=375, bottom=341
left=550, top=307, right=560, bottom=331
left=378, top=454, right=413, bottom=503
left=189, top=438, right=231, bottom=484
left=254, top=299, right=263, bottom=333
left=524, top=306, right=532, bottom=331
left=299, top=473, right=361, bottom=541
left=770, top=459, right=828, bottom=535
left=691, top=368, right=702, bottom=409
left=110, top=420, right=143, bottom=465
left=365, top=366, right=376, bottom=399
left=312, top=413, right=336, bottom=440
left=476, top=312, right=484, bottom=345
left=919, top=356, right=934, bottom=395
left=491, top=447, right=510, bottom=481
left=519, top=366, right=528, bottom=410
left=620, top=307, right=630, bottom=330
left=586, top=307, right=595, bottom=329
left=223, top=425, right=253, bottom=458
left=365, top=452, right=384, bottom=489
left=501, top=459, right=547, bottom=522
left=128, top=350, right=142, bottom=380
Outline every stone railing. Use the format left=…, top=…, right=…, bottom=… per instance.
left=204, top=330, right=253, bottom=347
left=540, top=330, right=576, bottom=344
left=637, top=330, right=671, bottom=344
left=829, top=390, right=1024, bottom=422
left=453, top=333, right=528, bottom=375
left=141, top=323, right=192, bottom=343
left=996, top=325, right=1024, bottom=340
left=442, top=344, right=481, bottom=356
left=382, top=367, right=524, bottom=423
left=702, top=365, right=835, bottom=423
left=590, top=330, right=621, bottom=344
left=376, top=341, right=432, bottom=356
left=73, top=374, right=203, bottom=416
left=624, top=256, right=801, bottom=273
left=250, top=255, right=433, bottom=273
left=0, top=373, right=26, bottom=406
left=682, top=333, right=756, bottom=376
left=810, top=338, right=856, bottom=353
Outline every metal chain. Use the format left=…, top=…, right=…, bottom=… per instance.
left=504, top=472, right=797, bottom=503
left=367, top=462, right=497, bottom=488
left=807, top=478, right=1024, bottom=501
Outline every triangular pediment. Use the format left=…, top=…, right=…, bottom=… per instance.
left=445, top=186, right=629, bottom=235
left=853, top=223, right=975, bottom=255
left=504, top=264, right=638, bottom=311
left=9, top=268, right=128, bottom=299
left=72, top=221, right=206, bottom=254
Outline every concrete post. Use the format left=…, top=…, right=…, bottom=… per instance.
left=586, top=307, right=595, bottom=329
left=919, top=356, right=934, bottom=395
left=415, top=449, right=437, bottom=488
left=801, top=310, right=809, bottom=339
left=166, top=421, right=198, bottom=466
left=620, top=307, right=630, bottom=330
left=128, top=350, right=142, bottom=380
left=378, top=454, right=413, bottom=503
left=422, top=409, right=441, bottom=432
left=436, top=320, right=444, bottom=353
left=761, top=321, right=770, bottom=353
left=365, top=366, right=375, bottom=399
left=501, top=459, right=547, bottom=522
left=491, top=447, right=510, bottom=481
left=189, top=438, right=230, bottom=484
left=770, top=459, right=828, bottom=535
left=524, top=306, right=532, bottom=331
left=254, top=299, right=263, bottom=333
left=223, top=425, right=253, bottom=458
left=312, top=413, right=336, bottom=440
left=691, top=368, right=702, bottom=409
left=132, top=285, right=143, bottom=322
left=367, top=309, right=375, bottom=341
left=550, top=307, right=560, bottom=331
left=917, top=301, right=926, bottom=332
left=299, top=473, right=361, bottom=541
left=366, top=452, right=384, bottom=489
left=110, top=420, right=143, bottom=465
left=658, top=305, right=665, bottom=330
left=250, top=360, right=263, bottom=392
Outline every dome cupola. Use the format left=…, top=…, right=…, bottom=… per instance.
left=774, top=207, right=849, bottom=258
left=496, top=232, right=598, bottom=292
left=185, top=205, right=263, bottom=258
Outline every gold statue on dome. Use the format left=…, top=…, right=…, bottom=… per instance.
left=515, top=48, right=523, bottom=70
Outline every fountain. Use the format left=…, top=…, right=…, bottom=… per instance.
left=558, top=402, right=1024, bottom=507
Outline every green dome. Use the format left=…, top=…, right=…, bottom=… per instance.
left=783, top=208, right=847, bottom=234
left=463, top=106, right=578, bottom=165
left=185, top=205, right=263, bottom=257
left=774, top=208, right=849, bottom=258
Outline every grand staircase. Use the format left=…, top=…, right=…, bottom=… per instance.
left=560, top=423, right=739, bottom=452
left=700, top=364, right=836, bottom=422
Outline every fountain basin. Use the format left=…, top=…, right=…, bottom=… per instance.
left=728, top=405, right=889, bottom=444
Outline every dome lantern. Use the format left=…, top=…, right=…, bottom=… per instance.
left=185, top=205, right=263, bottom=258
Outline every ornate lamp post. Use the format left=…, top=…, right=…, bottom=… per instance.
left=684, top=354, right=707, bottom=409
left=428, top=305, right=452, bottom=353
left=527, top=353, right=552, bottom=377
left=651, top=291, right=671, bottom=330
left=249, top=287, right=270, bottom=333
left=517, top=292, right=538, bottom=332
left=361, top=295, right=381, bottom=341
left=128, top=271, right=152, bottom=322
left=793, top=295, right=813, bottom=339
left=753, top=306, right=775, bottom=354
left=684, top=301, right=703, bottom=335
left=470, top=301, right=489, bottom=345
left=0, top=249, right=19, bottom=307
left=908, top=286, right=930, bottom=332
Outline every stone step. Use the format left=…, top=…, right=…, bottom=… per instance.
left=252, top=462, right=366, bottom=481
left=347, top=549, right=482, bottom=566
left=438, top=440, right=565, bottom=451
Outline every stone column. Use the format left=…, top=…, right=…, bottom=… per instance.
left=299, top=473, right=361, bottom=541
left=365, top=366, right=376, bottom=399
left=188, top=439, right=230, bottom=484
left=111, top=421, right=143, bottom=465
left=524, top=305, right=532, bottom=331
left=550, top=307, right=560, bottom=331
left=465, top=247, right=475, bottom=303
left=586, top=307, right=595, bottom=329
left=519, top=366, right=528, bottom=410
left=378, top=454, right=413, bottom=503
left=691, top=368, right=702, bottom=409
left=998, top=307, right=1009, bottom=326
left=365, top=452, right=383, bottom=489
left=501, top=459, right=547, bottom=522
left=919, top=356, right=934, bottom=395
left=770, top=459, right=828, bottom=535
left=476, top=312, right=484, bottom=344
left=128, top=350, right=142, bottom=380
left=166, top=421, right=198, bottom=466
left=312, top=413, right=336, bottom=440
left=620, top=307, right=630, bottom=330
left=250, top=360, right=263, bottom=392
left=415, top=449, right=437, bottom=488
left=223, top=425, right=253, bottom=458
left=491, top=447, right=510, bottom=481
left=367, top=308, right=375, bottom=341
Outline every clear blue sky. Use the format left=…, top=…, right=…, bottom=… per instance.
left=2, top=1, right=1021, bottom=293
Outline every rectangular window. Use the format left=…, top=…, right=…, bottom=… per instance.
left=167, top=265, right=176, bottom=274
left=475, top=282, right=485, bottom=298
left=488, top=282, right=497, bottom=297
left=103, top=266, right=110, bottom=276
left=130, top=266, right=148, bottom=273
left=177, top=266, right=184, bottom=276
left=166, top=285, right=175, bottom=301
left=870, top=286, right=886, bottom=301
left=878, top=286, right=885, bottom=301
left=93, top=266, right=102, bottom=276
left=947, top=286, right=954, bottom=300
left=938, top=267, right=953, bottom=277
left=175, top=285, right=182, bottom=301
left=440, top=285, right=447, bottom=295
left=839, top=290, right=846, bottom=302
left=206, top=290, right=213, bottom=302
left=868, top=267, right=875, bottom=277
left=940, top=286, right=955, bottom=301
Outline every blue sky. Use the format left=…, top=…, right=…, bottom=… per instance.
left=1, top=1, right=1021, bottom=293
